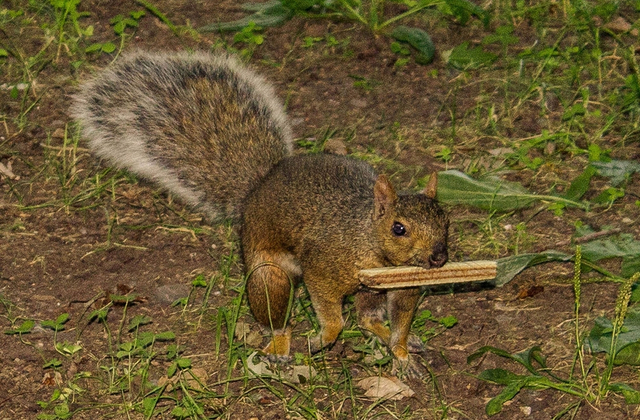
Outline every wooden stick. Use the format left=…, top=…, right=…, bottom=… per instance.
left=359, top=261, right=497, bottom=289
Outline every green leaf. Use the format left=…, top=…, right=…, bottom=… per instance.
left=615, top=343, right=640, bottom=366
left=55, top=313, right=70, bottom=325
left=199, top=1, right=293, bottom=32
left=85, top=43, right=104, bottom=53
left=445, top=42, right=497, bottom=70
left=191, top=275, right=207, bottom=287
left=485, top=378, right=528, bottom=415
left=142, top=397, right=157, bottom=417
left=43, top=358, right=63, bottom=369
left=609, top=383, right=640, bottom=404
left=0, top=48, right=9, bottom=57
left=468, top=345, right=547, bottom=374
left=109, top=293, right=138, bottom=303
left=167, top=362, right=177, bottom=377
left=478, top=368, right=526, bottom=385
left=56, top=342, right=82, bottom=356
left=581, top=233, right=640, bottom=276
left=5, top=319, right=35, bottom=334
left=130, top=10, right=146, bottom=19
left=154, top=331, right=176, bottom=341
left=494, top=251, right=571, bottom=286
left=591, top=160, right=640, bottom=186
left=564, top=165, right=596, bottom=201
left=136, top=331, right=156, bottom=348
left=587, top=308, right=640, bottom=364
left=443, top=0, right=490, bottom=26
left=439, top=315, right=458, bottom=328
left=129, top=315, right=152, bottom=331
left=390, top=26, right=435, bottom=64
left=88, top=307, right=109, bottom=322
left=437, top=170, right=535, bottom=211
left=177, top=357, right=192, bottom=369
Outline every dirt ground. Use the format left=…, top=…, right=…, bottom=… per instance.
left=1, top=0, right=640, bottom=419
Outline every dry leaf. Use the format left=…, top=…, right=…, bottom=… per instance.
left=357, top=376, right=415, bottom=400
left=246, top=351, right=270, bottom=377
left=290, top=365, right=317, bottom=384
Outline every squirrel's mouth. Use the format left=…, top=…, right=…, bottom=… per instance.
left=405, top=250, right=448, bottom=269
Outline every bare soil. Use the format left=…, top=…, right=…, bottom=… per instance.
left=1, top=1, right=640, bottom=419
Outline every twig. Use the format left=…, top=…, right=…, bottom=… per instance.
left=555, top=228, right=622, bottom=247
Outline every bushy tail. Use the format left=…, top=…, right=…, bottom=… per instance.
left=71, top=50, right=293, bottom=221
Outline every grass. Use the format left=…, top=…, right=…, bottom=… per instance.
left=1, top=0, right=640, bottom=418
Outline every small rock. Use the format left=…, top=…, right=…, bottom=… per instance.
left=604, top=17, right=635, bottom=35
left=324, top=138, right=348, bottom=155
left=51, top=128, right=66, bottom=139
left=154, top=284, right=190, bottom=305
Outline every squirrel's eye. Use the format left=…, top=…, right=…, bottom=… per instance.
left=392, top=222, right=406, bottom=237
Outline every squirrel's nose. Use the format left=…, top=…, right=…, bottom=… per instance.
left=428, top=242, right=448, bottom=268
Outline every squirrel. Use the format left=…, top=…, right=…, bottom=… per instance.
left=71, top=51, right=449, bottom=371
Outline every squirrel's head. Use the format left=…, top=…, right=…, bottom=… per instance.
left=372, top=173, right=449, bottom=269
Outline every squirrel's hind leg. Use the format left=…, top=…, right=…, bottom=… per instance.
left=245, top=251, right=301, bottom=358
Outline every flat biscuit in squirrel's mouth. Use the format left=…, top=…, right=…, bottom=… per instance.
left=358, top=261, right=497, bottom=289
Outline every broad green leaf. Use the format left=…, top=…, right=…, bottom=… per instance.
left=199, top=1, right=293, bottom=32
left=591, top=160, right=640, bottom=186
left=581, top=233, right=640, bottom=277
left=494, top=251, right=571, bottom=286
left=468, top=345, right=515, bottom=364
left=615, top=343, right=640, bottom=366
left=609, top=383, right=640, bottom=404
left=587, top=308, right=640, bottom=364
left=511, top=346, right=547, bottom=373
left=485, top=378, right=528, bottom=415
left=631, top=283, right=640, bottom=303
left=437, top=170, right=535, bottom=211
left=143, top=396, right=157, bottom=418
left=469, top=345, right=547, bottom=375
left=0, top=48, right=8, bottom=57
left=390, top=26, right=435, bottom=64
left=478, top=368, right=525, bottom=385
left=622, top=256, right=640, bottom=279
left=444, top=42, right=497, bottom=70
left=564, top=165, right=596, bottom=201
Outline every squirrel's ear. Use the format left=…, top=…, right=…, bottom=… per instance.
left=422, top=172, right=438, bottom=199
left=373, top=174, right=397, bottom=220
